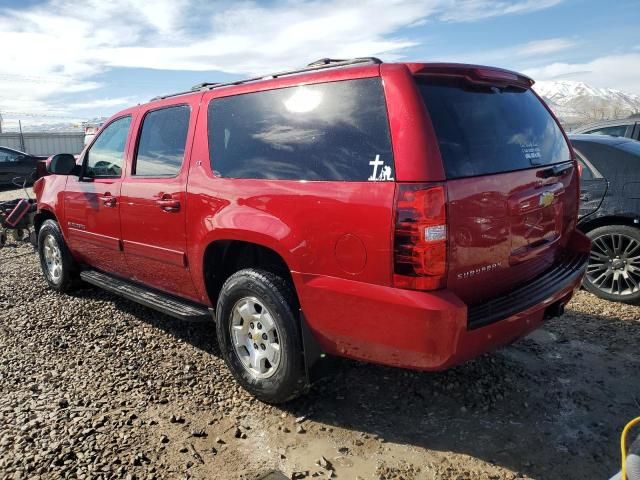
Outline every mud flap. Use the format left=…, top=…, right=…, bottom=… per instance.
left=300, top=310, right=336, bottom=386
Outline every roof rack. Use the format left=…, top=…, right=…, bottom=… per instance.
left=150, top=57, right=382, bottom=101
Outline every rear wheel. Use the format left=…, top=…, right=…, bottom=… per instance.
left=37, top=219, right=79, bottom=292
left=583, top=225, right=640, bottom=304
left=216, top=268, right=306, bottom=403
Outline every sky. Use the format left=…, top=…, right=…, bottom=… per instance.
left=0, top=0, right=639, bottom=130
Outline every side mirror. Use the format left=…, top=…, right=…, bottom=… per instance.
left=47, top=154, right=77, bottom=175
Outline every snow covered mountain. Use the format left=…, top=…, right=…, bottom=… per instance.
left=533, top=80, right=640, bottom=127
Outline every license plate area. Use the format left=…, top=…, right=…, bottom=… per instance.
left=508, top=183, right=564, bottom=264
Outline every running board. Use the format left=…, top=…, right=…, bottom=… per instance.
left=80, top=270, right=211, bottom=322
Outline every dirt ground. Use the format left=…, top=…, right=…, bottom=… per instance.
left=0, top=186, right=34, bottom=203
left=1, top=196, right=639, bottom=479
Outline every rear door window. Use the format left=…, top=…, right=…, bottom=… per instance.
left=134, top=105, right=190, bottom=177
left=208, top=78, right=394, bottom=181
left=417, top=78, right=570, bottom=179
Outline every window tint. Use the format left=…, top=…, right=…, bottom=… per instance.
left=586, top=125, right=628, bottom=137
left=0, top=149, right=20, bottom=163
left=134, top=105, right=191, bottom=176
left=418, top=78, right=570, bottom=179
left=86, top=116, right=131, bottom=178
left=208, top=78, right=393, bottom=181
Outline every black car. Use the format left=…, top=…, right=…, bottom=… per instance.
left=0, top=146, right=47, bottom=186
left=571, top=134, right=640, bottom=303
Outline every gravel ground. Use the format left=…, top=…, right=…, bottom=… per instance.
left=1, top=231, right=640, bottom=479
left=0, top=186, right=34, bottom=202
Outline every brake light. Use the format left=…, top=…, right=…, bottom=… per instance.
left=414, top=64, right=534, bottom=89
left=393, top=184, right=447, bottom=290
left=471, top=68, right=534, bottom=88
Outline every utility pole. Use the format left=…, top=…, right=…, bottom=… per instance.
left=0, top=110, right=3, bottom=134
left=18, top=120, right=26, bottom=152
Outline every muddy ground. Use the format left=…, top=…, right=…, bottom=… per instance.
left=1, top=210, right=639, bottom=479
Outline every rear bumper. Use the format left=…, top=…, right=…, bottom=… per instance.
left=295, top=231, right=590, bottom=371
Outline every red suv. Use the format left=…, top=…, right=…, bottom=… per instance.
left=34, top=58, right=590, bottom=403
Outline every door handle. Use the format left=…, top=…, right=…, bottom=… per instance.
left=100, top=193, right=117, bottom=208
left=156, top=194, right=180, bottom=213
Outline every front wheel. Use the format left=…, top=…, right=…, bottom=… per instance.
left=37, top=219, right=78, bottom=292
left=583, top=225, right=640, bottom=304
left=216, top=269, right=306, bottom=403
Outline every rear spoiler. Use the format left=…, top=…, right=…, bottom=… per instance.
left=409, top=63, right=534, bottom=89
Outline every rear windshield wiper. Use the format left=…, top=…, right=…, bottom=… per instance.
left=537, top=163, right=573, bottom=178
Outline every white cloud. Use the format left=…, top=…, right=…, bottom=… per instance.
left=67, top=97, right=135, bottom=111
left=441, top=37, right=577, bottom=66
left=523, top=54, right=640, bottom=95
left=0, top=0, right=567, bottom=126
left=436, top=0, right=564, bottom=22
left=518, top=38, right=576, bottom=56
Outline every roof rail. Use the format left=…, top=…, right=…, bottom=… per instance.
left=150, top=57, right=383, bottom=101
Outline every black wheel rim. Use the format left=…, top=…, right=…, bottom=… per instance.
left=587, top=232, right=640, bottom=296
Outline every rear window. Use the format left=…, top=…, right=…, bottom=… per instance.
left=418, top=77, right=570, bottom=179
left=208, top=78, right=394, bottom=181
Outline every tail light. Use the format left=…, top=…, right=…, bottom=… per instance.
left=393, top=184, right=447, bottom=290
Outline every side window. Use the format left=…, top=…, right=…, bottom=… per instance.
left=134, top=105, right=191, bottom=177
left=0, top=149, right=20, bottom=163
left=586, top=125, right=628, bottom=137
left=208, top=78, right=394, bottom=181
left=85, top=116, right=132, bottom=178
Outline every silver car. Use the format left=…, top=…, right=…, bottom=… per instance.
left=572, top=118, right=640, bottom=140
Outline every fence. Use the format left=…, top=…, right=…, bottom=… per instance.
left=0, top=132, right=84, bottom=156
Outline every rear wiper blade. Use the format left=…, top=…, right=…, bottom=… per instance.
left=537, top=163, right=573, bottom=178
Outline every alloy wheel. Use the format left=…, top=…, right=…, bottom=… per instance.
left=42, top=234, right=63, bottom=283
left=586, top=232, right=640, bottom=297
left=229, top=296, right=282, bottom=379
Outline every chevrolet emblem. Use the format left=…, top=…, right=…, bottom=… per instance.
left=539, top=191, right=555, bottom=208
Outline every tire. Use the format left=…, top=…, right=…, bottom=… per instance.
left=37, top=219, right=79, bottom=292
left=583, top=224, right=640, bottom=304
left=216, top=268, right=306, bottom=403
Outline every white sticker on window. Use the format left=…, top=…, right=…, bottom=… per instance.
left=368, top=155, right=394, bottom=181
left=521, top=143, right=542, bottom=162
